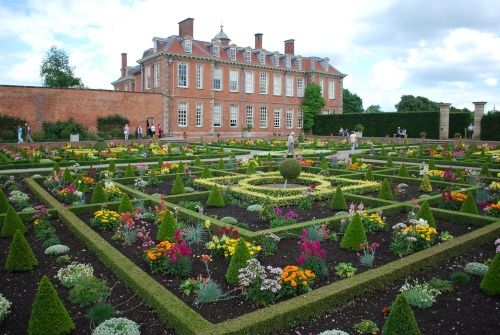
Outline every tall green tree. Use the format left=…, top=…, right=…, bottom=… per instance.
left=395, top=95, right=438, bottom=112
left=343, top=88, right=363, bottom=113
left=301, top=83, right=325, bottom=132
left=365, top=104, right=383, bottom=113
left=40, top=46, right=84, bottom=88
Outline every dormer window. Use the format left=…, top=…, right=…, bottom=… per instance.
left=296, top=57, right=302, bottom=70
left=285, top=56, right=291, bottom=69
left=213, top=45, right=220, bottom=57
left=229, top=48, right=237, bottom=61
left=245, top=50, right=251, bottom=62
left=183, top=39, right=192, bottom=54
left=273, top=54, right=280, bottom=67
left=259, top=52, right=266, bottom=65
left=322, top=58, right=329, bottom=71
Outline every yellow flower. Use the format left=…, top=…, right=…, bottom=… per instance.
left=204, top=219, right=211, bottom=229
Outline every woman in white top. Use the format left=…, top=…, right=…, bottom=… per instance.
left=123, top=124, right=130, bottom=140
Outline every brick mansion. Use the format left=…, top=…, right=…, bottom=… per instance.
left=112, top=18, right=346, bottom=136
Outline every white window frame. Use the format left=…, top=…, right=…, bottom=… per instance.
left=259, top=52, right=266, bottom=65
left=259, top=72, right=268, bottom=94
left=285, top=56, right=291, bottom=69
left=196, top=64, right=203, bottom=89
left=297, top=110, right=303, bottom=128
left=245, top=71, right=254, bottom=93
left=328, top=79, right=335, bottom=99
left=229, top=70, right=239, bottom=92
left=319, top=79, right=324, bottom=96
left=184, top=39, right=192, bottom=54
left=260, top=107, right=268, bottom=128
left=285, top=75, right=294, bottom=97
left=229, top=105, right=239, bottom=128
left=213, top=104, right=222, bottom=127
left=244, top=50, right=251, bottom=62
left=296, top=57, right=302, bottom=70
left=213, top=67, right=223, bottom=91
left=245, top=106, right=253, bottom=127
left=286, top=109, right=293, bottom=129
left=195, top=103, right=203, bottom=127
left=145, top=65, right=151, bottom=90
left=212, top=45, right=220, bottom=57
left=273, top=75, right=282, bottom=96
left=178, top=102, right=188, bottom=127
left=297, top=78, right=304, bottom=97
left=154, top=63, right=160, bottom=88
left=273, top=109, right=281, bottom=129
left=177, top=63, right=188, bottom=88
left=229, top=48, right=237, bottom=61
left=273, top=54, right=280, bottom=67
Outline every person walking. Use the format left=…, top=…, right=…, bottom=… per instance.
left=17, top=125, right=23, bottom=144
left=150, top=124, right=156, bottom=138
left=123, top=124, right=130, bottom=140
left=136, top=125, right=143, bottom=139
left=349, top=131, right=357, bottom=151
left=24, top=123, right=33, bottom=143
left=157, top=124, right=162, bottom=138
left=286, top=131, right=296, bottom=157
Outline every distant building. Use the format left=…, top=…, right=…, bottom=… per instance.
left=112, top=18, right=346, bottom=136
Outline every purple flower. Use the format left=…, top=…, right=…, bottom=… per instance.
left=274, top=207, right=283, bottom=216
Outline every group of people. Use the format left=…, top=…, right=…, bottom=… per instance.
left=16, top=123, right=33, bottom=144
left=123, top=123, right=163, bottom=140
left=395, top=127, right=407, bottom=138
left=338, top=127, right=351, bottom=137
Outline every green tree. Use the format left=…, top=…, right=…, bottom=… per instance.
left=40, top=46, right=84, bottom=88
left=395, top=95, right=438, bottom=112
left=365, top=104, right=383, bottom=113
left=343, top=88, right=363, bottom=113
left=301, top=83, right=325, bottom=132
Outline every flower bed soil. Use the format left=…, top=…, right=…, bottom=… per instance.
left=76, top=211, right=479, bottom=323
left=0, top=219, right=172, bottom=335
left=365, top=183, right=446, bottom=202
left=143, top=180, right=201, bottom=195
left=277, top=243, right=500, bottom=335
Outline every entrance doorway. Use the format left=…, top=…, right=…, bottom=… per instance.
left=146, top=116, right=154, bottom=137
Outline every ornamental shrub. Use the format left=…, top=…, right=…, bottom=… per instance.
left=0, top=188, right=9, bottom=214
left=419, top=175, right=432, bottom=193
left=364, top=165, right=374, bottom=181
left=28, top=276, right=75, bottom=335
left=416, top=201, right=436, bottom=228
left=279, top=158, right=302, bottom=181
left=460, top=191, right=479, bottom=215
left=398, top=164, right=409, bottom=178
left=124, top=164, right=135, bottom=178
left=90, top=182, right=108, bottom=203
left=44, top=244, right=70, bottom=255
left=318, top=331, right=350, bottom=335
left=177, top=161, right=185, bottom=173
left=68, top=276, right=109, bottom=307
left=340, top=213, right=367, bottom=251
left=385, top=156, right=394, bottom=168
left=206, top=185, right=225, bottom=207
left=0, top=293, right=12, bottom=323
left=378, top=178, right=393, bottom=201
left=1, top=206, right=26, bottom=238
left=221, top=216, right=238, bottom=225
left=61, top=168, right=73, bottom=185
left=156, top=210, right=175, bottom=242
left=464, top=262, right=489, bottom=277
left=381, top=294, right=421, bottom=335
left=480, top=253, right=500, bottom=296
left=216, top=159, right=225, bottom=170
left=480, top=163, right=492, bottom=177
left=92, top=317, right=140, bottom=335
left=200, top=166, right=213, bottom=178
left=246, top=163, right=256, bottom=174
left=428, top=159, right=436, bottom=170
left=194, top=156, right=202, bottom=167
left=107, top=161, right=116, bottom=173
left=156, top=158, right=163, bottom=169
left=171, top=175, right=185, bottom=195
left=450, top=270, right=470, bottom=285
left=5, top=229, right=38, bottom=272
left=330, top=186, right=347, bottom=211
left=86, top=302, right=116, bottom=325
left=56, top=262, right=94, bottom=288
left=225, top=238, right=252, bottom=285
left=118, top=194, right=134, bottom=214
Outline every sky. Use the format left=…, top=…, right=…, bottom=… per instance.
left=0, top=0, right=499, bottom=112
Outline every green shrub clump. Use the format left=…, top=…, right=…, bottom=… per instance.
left=279, top=159, right=302, bottom=181
left=450, top=270, right=470, bottom=285
left=330, top=186, right=347, bottom=211
left=92, top=317, right=140, bottom=335
left=216, top=159, right=226, bottom=170
left=124, top=164, right=135, bottom=178
left=340, top=213, right=367, bottom=251
left=378, top=178, right=393, bottom=201
left=460, top=191, right=479, bottom=215
left=194, top=156, right=202, bottom=167
left=68, top=276, right=109, bottom=307
left=86, top=302, right=116, bottom=325
left=480, top=163, right=492, bottom=177
left=107, top=161, right=116, bottom=174
left=1, top=206, right=27, bottom=238
left=419, top=175, right=432, bottom=193
left=0, top=188, right=9, bottom=214
left=200, top=166, right=213, bottom=178
left=225, top=238, right=251, bottom=285
left=398, top=164, right=409, bottom=177
left=381, top=294, right=421, bottom=335
left=28, top=276, right=75, bottom=335
left=416, top=200, right=436, bottom=228
left=206, top=185, right=225, bottom=207
left=385, top=156, right=394, bottom=168
left=5, top=229, right=38, bottom=272
left=90, top=182, right=108, bottom=203
left=480, top=253, right=500, bottom=296
left=156, top=210, right=176, bottom=242
left=364, top=165, right=374, bottom=181
left=464, top=262, right=489, bottom=277
left=118, top=194, right=134, bottom=214
left=171, top=175, right=186, bottom=195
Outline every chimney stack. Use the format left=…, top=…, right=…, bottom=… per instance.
left=179, top=18, right=194, bottom=38
left=121, top=53, right=127, bottom=78
left=284, top=39, right=294, bottom=55
left=255, top=33, right=263, bottom=49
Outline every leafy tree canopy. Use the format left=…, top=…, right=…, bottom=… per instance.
left=395, top=95, right=439, bottom=112
left=301, top=83, right=325, bottom=131
left=40, top=46, right=84, bottom=88
left=365, top=104, right=383, bottom=113
left=343, top=88, right=363, bottom=113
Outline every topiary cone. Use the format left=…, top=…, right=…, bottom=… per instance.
left=480, top=163, right=492, bottom=177
left=107, top=161, right=116, bottom=173
left=398, top=164, right=409, bottom=178
left=171, top=174, right=186, bottom=195
left=53, top=162, right=61, bottom=173
left=419, top=175, right=433, bottom=193
left=90, top=182, right=108, bottom=204
left=124, top=164, right=135, bottom=178
left=246, top=164, right=256, bottom=174
left=1, top=206, right=26, bottom=238
left=28, top=276, right=75, bottom=335
left=225, top=238, right=251, bottom=285
left=460, top=191, right=479, bottom=215
left=340, top=213, right=367, bottom=251
left=428, top=159, right=436, bottom=170
left=480, top=253, right=500, bottom=296
left=416, top=200, right=436, bottom=228
left=201, top=166, right=213, bottom=178
left=0, top=187, right=9, bottom=214
left=216, top=159, right=226, bottom=170
left=118, top=194, right=134, bottom=214
left=5, top=229, right=38, bottom=272
left=378, top=178, right=394, bottom=201
left=156, top=210, right=175, bottom=241
left=364, top=165, right=374, bottom=181
left=331, top=186, right=347, bottom=211
left=194, top=156, right=202, bottom=167
left=177, top=161, right=185, bottom=174
left=61, top=168, right=73, bottom=185
left=381, top=294, right=421, bottom=335
left=385, top=156, right=394, bottom=168
left=157, top=158, right=163, bottom=169
left=206, top=185, right=225, bottom=207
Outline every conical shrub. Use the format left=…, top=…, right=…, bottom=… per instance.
left=107, top=161, right=116, bottom=173
left=5, top=229, right=38, bottom=272
left=171, top=175, right=185, bottom=195
left=419, top=175, right=432, bottom=193
left=319, top=158, right=329, bottom=170
left=157, top=159, right=163, bottom=169
left=200, top=166, right=213, bottom=178
left=460, top=191, right=479, bottom=215
left=90, top=182, right=108, bottom=204
left=480, top=253, right=500, bottom=296
left=61, top=168, right=73, bottom=185
left=330, top=186, right=347, bottom=211
left=0, top=187, right=9, bottom=214
left=118, top=194, right=134, bottom=214
left=381, top=294, right=421, bottom=335
left=480, top=163, right=492, bottom=177
left=1, top=206, right=26, bottom=238
left=340, top=213, right=367, bottom=251
left=416, top=200, right=436, bottom=228
left=216, top=159, right=225, bottom=170
left=428, top=159, right=436, bottom=170
left=385, top=156, right=394, bottom=168
left=364, top=165, right=374, bottom=181
left=378, top=178, right=393, bottom=201
left=194, top=156, right=202, bottom=167
left=53, top=162, right=61, bottom=173
left=124, top=164, right=135, bottom=178
left=28, top=276, right=75, bottom=335
left=398, top=164, right=409, bottom=178
left=156, top=210, right=175, bottom=241
left=246, top=164, right=256, bottom=174
left=177, top=161, right=185, bottom=173
left=225, top=238, right=251, bottom=285
left=206, top=185, right=225, bottom=207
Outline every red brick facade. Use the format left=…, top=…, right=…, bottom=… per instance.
left=112, top=18, right=346, bottom=137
